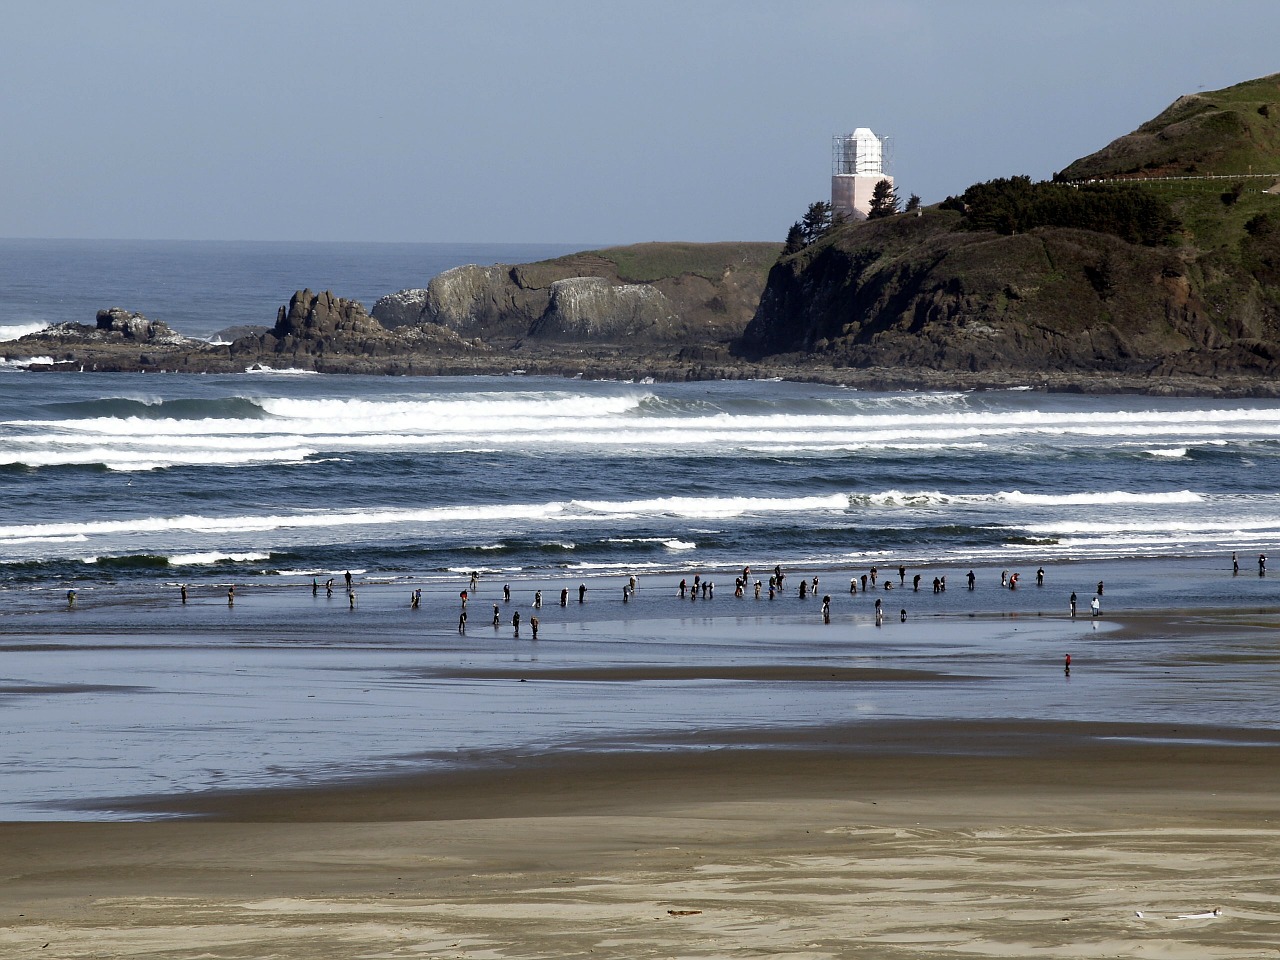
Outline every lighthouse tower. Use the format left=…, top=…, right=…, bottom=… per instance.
left=831, top=128, right=892, bottom=221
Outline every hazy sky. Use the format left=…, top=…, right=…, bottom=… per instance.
left=3, top=1, right=1277, bottom=244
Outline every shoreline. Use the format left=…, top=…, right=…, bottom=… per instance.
left=7, top=349, right=1280, bottom=398
left=87, top=715, right=1280, bottom=823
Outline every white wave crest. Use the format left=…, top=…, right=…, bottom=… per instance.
left=168, top=551, right=271, bottom=566
left=1143, top=447, right=1188, bottom=458
left=243, top=366, right=319, bottom=375
left=859, top=489, right=1204, bottom=508
left=569, top=493, right=849, bottom=519
left=0, top=322, right=49, bottom=342
left=0, top=355, right=55, bottom=369
left=0, top=492, right=851, bottom=543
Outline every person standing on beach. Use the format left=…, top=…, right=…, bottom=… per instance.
left=503, top=584, right=511, bottom=602
left=344, top=571, right=352, bottom=592
left=898, top=565, right=906, bottom=585
left=560, top=587, right=568, bottom=606
left=900, top=608, right=907, bottom=622
left=913, top=573, right=921, bottom=592
left=967, top=570, right=975, bottom=590
left=534, top=590, right=542, bottom=608
left=530, top=615, right=539, bottom=640
left=512, top=610, right=520, bottom=637
left=578, top=583, right=587, bottom=603
left=821, top=594, right=831, bottom=621
left=180, top=584, right=187, bottom=604
left=1261, top=554, right=1268, bottom=576
left=629, top=575, right=637, bottom=594
left=874, top=597, right=883, bottom=626
left=227, top=585, right=235, bottom=606
left=1097, top=580, right=1104, bottom=596
left=1233, top=551, right=1239, bottom=575
left=1069, top=592, right=1077, bottom=617
left=458, top=609, right=467, bottom=633
left=799, top=580, right=808, bottom=599
left=469, top=571, right=478, bottom=592
left=754, top=580, right=761, bottom=599
left=1091, top=595, right=1101, bottom=617
left=348, top=590, right=356, bottom=610
left=493, top=603, right=500, bottom=627
left=66, top=589, right=76, bottom=608
left=1036, top=567, right=1044, bottom=586
left=312, top=578, right=318, bottom=597
left=325, top=578, right=334, bottom=597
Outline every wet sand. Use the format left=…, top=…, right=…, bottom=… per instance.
left=3, top=720, right=1280, bottom=959
left=3, top=563, right=1280, bottom=957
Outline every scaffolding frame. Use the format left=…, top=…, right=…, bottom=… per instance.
left=832, top=132, right=893, bottom=177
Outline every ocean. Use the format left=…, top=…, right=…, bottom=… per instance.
left=2, top=240, right=1279, bottom=819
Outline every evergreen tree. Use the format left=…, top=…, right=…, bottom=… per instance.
left=799, top=201, right=833, bottom=245
left=783, top=222, right=806, bottom=255
left=904, top=193, right=921, bottom=213
left=867, top=179, right=899, bottom=219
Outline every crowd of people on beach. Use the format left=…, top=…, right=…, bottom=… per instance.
left=59, top=554, right=1271, bottom=643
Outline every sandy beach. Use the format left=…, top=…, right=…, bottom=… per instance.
left=3, top=717, right=1279, bottom=959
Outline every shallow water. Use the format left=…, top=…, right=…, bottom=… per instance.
left=2, top=558, right=1278, bottom=819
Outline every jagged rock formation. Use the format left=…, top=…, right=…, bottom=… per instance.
left=231, top=289, right=391, bottom=358
left=95, top=307, right=184, bottom=343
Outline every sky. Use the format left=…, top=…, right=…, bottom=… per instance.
left=2, top=0, right=1278, bottom=245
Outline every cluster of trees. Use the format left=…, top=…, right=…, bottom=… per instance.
left=941, top=175, right=1178, bottom=246
left=784, top=201, right=843, bottom=253
left=784, top=181, right=922, bottom=254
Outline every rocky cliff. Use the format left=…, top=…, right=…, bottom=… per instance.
left=739, top=72, right=1280, bottom=383
left=372, top=242, right=780, bottom=350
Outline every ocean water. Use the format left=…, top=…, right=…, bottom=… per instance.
left=2, top=240, right=1280, bottom=818
left=1, top=372, right=1279, bottom=591
left=0, top=238, right=580, bottom=339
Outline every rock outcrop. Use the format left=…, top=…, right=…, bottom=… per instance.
left=371, top=242, right=781, bottom=349
left=231, top=289, right=397, bottom=360
left=531, top=277, right=675, bottom=339
left=95, top=307, right=183, bottom=343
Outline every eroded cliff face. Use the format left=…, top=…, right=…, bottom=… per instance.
left=739, top=211, right=1280, bottom=378
left=371, top=242, right=780, bottom=348
left=532, top=277, right=675, bottom=339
